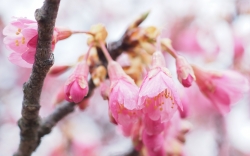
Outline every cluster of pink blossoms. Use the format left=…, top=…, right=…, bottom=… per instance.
left=3, top=17, right=249, bottom=156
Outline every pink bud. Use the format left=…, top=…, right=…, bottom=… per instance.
left=182, top=74, right=194, bottom=87
left=176, top=55, right=195, bottom=87
left=64, top=62, right=89, bottom=103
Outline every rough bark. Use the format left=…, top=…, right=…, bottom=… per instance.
left=14, top=0, right=61, bottom=155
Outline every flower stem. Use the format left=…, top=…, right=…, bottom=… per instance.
left=84, top=44, right=93, bottom=62
left=72, top=31, right=94, bottom=36
left=100, top=41, right=113, bottom=62
left=161, top=39, right=178, bottom=59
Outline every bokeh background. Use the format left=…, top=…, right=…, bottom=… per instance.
left=0, top=0, right=250, bottom=155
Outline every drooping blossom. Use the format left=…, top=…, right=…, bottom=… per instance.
left=3, top=17, right=72, bottom=68
left=98, top=35, right=140, bottom=136
left=175, top=55, right=195, bottom=87
left=138, top=51, right=182, bottom=123
left=108, top=60, right=139, bottom=136
left=64, top=62, right=89, bottom=103
left=192, top=65, right=249, bottom=114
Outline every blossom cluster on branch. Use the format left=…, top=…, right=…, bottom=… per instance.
left=2, top=1, right=250, bottom=156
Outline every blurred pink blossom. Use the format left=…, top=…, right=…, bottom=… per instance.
left=233, top=36, right=245, bottom=64
left=193, top=65, right=249, bottom=114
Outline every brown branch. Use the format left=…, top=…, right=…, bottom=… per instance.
left=14, top=0, right=61, bottom=156
left=36, top=102, right=75, bottom=148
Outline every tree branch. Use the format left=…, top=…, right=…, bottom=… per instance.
left=14, top=0, right=61, bottom=155
left=36, top=102, right=75, bottom=148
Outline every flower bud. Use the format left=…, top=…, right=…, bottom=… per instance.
left=64, top=62, right=89, bottom=103
left=175, top=55, right=195, bottom=87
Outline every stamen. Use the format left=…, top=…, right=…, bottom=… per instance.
left=16, top=28, right=21, bottom=35
left=15, top=40, right=19, bottom=46
left=22, top=37, right=25, bottom=44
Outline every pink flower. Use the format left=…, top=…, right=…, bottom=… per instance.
left=3, top=18, right=38, bottom=67
left=192, top=65, right=249, bottom=114
left=138, top=51, right=182, bottom=123
left=64, top=62, right=89, bottom=103
left=3, top=17, right=72, bottom=68
left=108, top=61, right=139, bottom=136
left=175, top=55, right=195, bottom=87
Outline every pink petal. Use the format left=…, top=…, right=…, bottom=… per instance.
left=64, top=82, right=74, bottom=102
left=21, top=49, right=36, bottom=64
left=70, top=81, right=86, bottom=103
left=27, top=35, right=38, bottom=48
left=182, top=74, right=194, bottom=87
left=22, top=28, right=37, bottom=42
left=3, top=24, right=20, bottom=36
left=139, top=69, right=175, bottom=98
left=4, top=36, right=28, bottom=53
left=8, top=52, right=32, bottom=68
left=144, top=116, right=165, bottom=135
